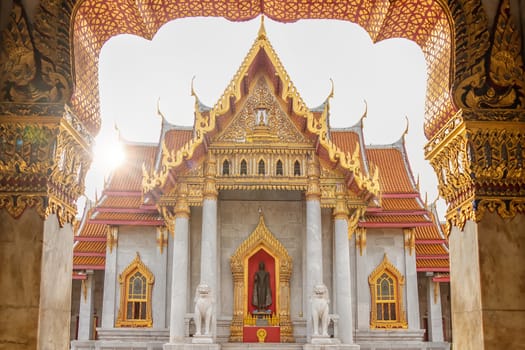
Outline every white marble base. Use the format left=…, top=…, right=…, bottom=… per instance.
left=192, top=335, right=214, bottom=344
left=303, top=343, right=359, bottom=350
left=311, top=336, right=339, bottom=344
left=164, top=343, right=221, bottom=350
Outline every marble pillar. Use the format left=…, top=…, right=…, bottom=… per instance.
left=427, top=278, right=444, bottom=342
left=355, top=228, right=369, bottom=330
left=404, top=229, right=420, bottom=329
left=101, top=227, right=118, bottom=328
left=306, top=197, right=323, bottom=341
left=200, top=198, right=217, bottom=297
left=167, top=215, right=189, bottom=344
left=198, top=197, right=218, bottom=342
left=334, top=218, right=354, bottom=344
left=77, top=271, right=96, bottom=340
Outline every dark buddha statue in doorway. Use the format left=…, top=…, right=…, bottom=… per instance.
left=252, top=261, right=272, bottom=311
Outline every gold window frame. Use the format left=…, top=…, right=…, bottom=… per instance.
left=116, top=252, right=155, bottom=327
left=368, top=254, right=407, bottom=329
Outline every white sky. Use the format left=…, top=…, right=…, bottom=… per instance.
left=84, top=16, right=445, bottom=217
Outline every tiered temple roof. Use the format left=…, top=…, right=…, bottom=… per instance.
left=73, top=19, right=448, bottom=282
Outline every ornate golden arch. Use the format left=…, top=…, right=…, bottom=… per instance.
left=230, top=214, right=293, bottom=342
left=116, top=252, right=155, bottom=327
left=368, top=254, right=407, bottom=329
left=70, top=0, right=454, bottom=140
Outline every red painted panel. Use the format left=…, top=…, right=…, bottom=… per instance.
left=247, top=249, right=276, bottom=315
left=243, top=326, right=280, bottom=343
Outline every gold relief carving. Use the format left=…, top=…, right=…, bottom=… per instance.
left=214, top=77, right=308, bottom=144
left=0, top=1, right=71, bottom=106
left=156, top=227, right=168, bottom=254
left=107, top=226, right=118, bottom=253
left=230, top=214, right=294, bottom=342
left=174, top=183, right=190, bottom=219
left=347, top=206, right=366, bottom=239
left=82, top=279, right=87, bottom=302
left=426, top=109, right=524, bottom=235
left=160, top=206, right=175, bottom=237
left=0, top=114, right=89, bottom=226
left=404, top=228, right=415, bottom=256
left=355, top=227, right=366, bottom=256
left=454, top=0, right=525, bottom=109
left=203, top=155, right=218, bottom=200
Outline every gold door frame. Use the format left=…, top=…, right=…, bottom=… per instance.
left=230, top=214, right=294, bottom=342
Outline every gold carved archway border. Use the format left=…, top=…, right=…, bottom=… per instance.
left=230, top=214, right=293, bottom=342
left=70, top=0, right=454, bottom=140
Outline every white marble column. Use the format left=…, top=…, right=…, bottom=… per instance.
left=427, top=277, right=444, bottom=342
left=305, top=155, right=323, bottom=340
left=404, top=229, right=420, bottom=329
left=77, top=271, right=95, bottom=340
left=333, top=193, right=354, bottom=344
left=165, top=186, right=191, bottom=347
left=101, top=227, right=118, bottom=328
left=355, top=228, right=369, bottom=330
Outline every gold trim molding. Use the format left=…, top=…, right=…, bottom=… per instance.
left=368, top=254, right=407, bottom=329
left=230, top=214, right=293, bottom=342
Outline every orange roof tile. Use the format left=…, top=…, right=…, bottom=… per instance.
left=416, top=259, right=449, bottom=269
left=73, top=256, right=105, bottom=267
left=76, top=222, right=107, bottom=237
left=98, top=196, right=144, bottom=209
left=91, top=211, right=162, bottom=222
left=330, top=130, right=367, bottom=171
left=74, top=241, right=106, bottom=253
left=381, top=198, right=422, bottom=211
left=363, top=214, right=430, bottom=223
left=415, top=244, right=448, bottom=255
left=107, top=143, right=157, bottom=191
left=165, top=129, right=193, bottom=151
left=414, top=225, right=444, bottom=240
left=366, top=147, right=416, bottom=193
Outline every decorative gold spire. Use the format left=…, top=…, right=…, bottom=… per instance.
left=258, top=15, right=267, bottom=39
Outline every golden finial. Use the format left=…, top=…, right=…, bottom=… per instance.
left=402, top=115, right=409, bottom=140
left=360, top=100, right=368, bottom=122
left=328, top=78, right=334, bottom=99
left=258, top=207, right=263, bottom=217
left=191, top=75, right=196, bottom=97
left=258, top=15, right=267, bottom=39
left=156, top=98, right=165, bottom=121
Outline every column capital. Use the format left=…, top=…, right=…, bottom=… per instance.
left=174, top=183, right=190, bottom=218
left=203, top=155, right=218, bottom=200
left=333, top=184, right=349, bottom=220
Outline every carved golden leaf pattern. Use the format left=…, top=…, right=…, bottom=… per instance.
left=214, top=78, right=308, bottom=144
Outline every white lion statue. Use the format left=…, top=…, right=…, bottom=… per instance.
left=311, top=283, right=330, bottom=337
left=193, top=283, right=214, bottom=336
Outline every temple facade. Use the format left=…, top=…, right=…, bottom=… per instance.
left=70, top=23, right=451, bottom=350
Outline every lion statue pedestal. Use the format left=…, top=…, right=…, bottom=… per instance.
left=192, top=283, right=214, bottom=344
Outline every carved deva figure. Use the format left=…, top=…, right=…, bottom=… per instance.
left=311, top=283, right=330, bottom=337
left=252, top=261, right=272, bottom=311
left=194, top=283, right=214, bottom=336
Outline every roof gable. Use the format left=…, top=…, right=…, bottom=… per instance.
left=213, top=76, right=310, bottom=145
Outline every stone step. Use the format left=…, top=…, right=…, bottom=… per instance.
left=221, top=343, right=304, bottom=350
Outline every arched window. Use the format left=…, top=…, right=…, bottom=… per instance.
left=276, top=160, right=283, bottom=176
left=294, top=160, right=301, bottom=176
left=116, top=253, right=154, bottom=327
left=240, top=159, right=247, bottom=175
left=258, top=159, right=265, bottom=175
left=222, top=159, right=230, bottom=175
left=368, top=254, right=407, bottom=329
